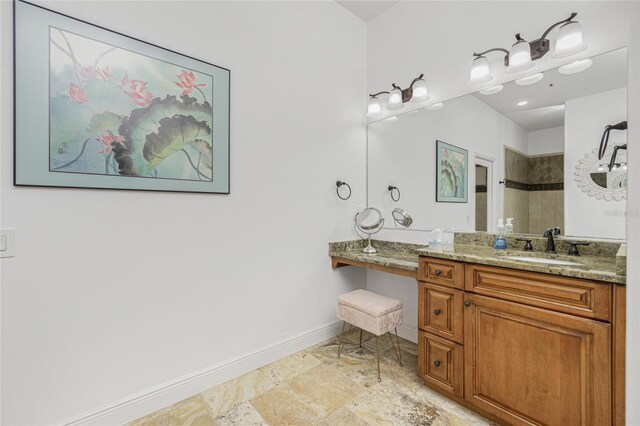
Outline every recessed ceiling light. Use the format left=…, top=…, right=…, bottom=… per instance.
left=515, top=73, right=545, bottom=86
left=426, top=103, right=444, bottom=111
left=479, top=85, right=504, bottom=95
left=517, top=101, right=528, bottom=106
left=558, top=58, right=593, bottom=75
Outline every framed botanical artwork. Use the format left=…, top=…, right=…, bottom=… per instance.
left=13, top=0, right=230, bottom=193
left=436, top=140, right=468, bottom=203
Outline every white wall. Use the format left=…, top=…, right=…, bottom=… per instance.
left=528, top=126, right=564, bottom=156
left=626, top=3, right=640, bottom=423
left=368, top=94, right=527, bottom=233
left=0, top=1, right=367, bottom=424
left=564, top=88, right=627, bottom=239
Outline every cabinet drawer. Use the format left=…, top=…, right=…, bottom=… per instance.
left=419, top=257, right=464, bottom=289
left=418, top=331, right=463, bottom=397
left=418, top=282, right=463, bottom=343
left=465, top=264, right=611, bottom=321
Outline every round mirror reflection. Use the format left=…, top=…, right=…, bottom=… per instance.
left=392, top=208, right=413, bottom=228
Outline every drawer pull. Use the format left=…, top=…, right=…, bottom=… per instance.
left=464, top=301, right=471, bottom=307
left=433, top=360, right=441, bottom=367
left=434, top=309, right=441, bottom=315
left=434, top=269, right=442, bottom=276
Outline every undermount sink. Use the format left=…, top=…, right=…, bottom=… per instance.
left=507, top=255, right=583, bottom=266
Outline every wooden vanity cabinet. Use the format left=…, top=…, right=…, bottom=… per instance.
left=418, top=256, right=624, bottom=426
left=465, top=293, right=611, bottom=425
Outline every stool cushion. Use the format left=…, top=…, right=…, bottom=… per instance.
left=337, top=290, right=403, bottom=336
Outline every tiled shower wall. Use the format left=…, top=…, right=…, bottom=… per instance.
left=504, top=148, right=564, bottom=235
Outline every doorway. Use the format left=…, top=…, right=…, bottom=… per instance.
left=474, top=156, right=494, bottom=233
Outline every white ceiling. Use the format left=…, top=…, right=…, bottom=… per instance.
left=336, top=1, right=398, bottom=22
left=472, top=47, right=628, bottom=131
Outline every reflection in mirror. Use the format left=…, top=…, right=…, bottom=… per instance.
left=392, top=208, right=413, bottom=228
left=367, top=47, right=628, bottom=240
left=475, top=165, right=488, bottom=231
left=574, top=145, right=627, bottom=201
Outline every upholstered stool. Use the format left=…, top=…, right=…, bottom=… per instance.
left=336, top=289, right=403, bottom=381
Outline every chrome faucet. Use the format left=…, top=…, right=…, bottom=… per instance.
left=543, top=227, right=561, bottom=253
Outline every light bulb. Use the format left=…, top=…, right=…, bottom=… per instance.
left=387, top=87, right=404, bottom=111
left=410, top=79, right=429, bottom=103
left=469, top=55, right=492, bottom=84
left=553, top=21, right=587, bottom=58
left=517, top=101, right=528, bottom=106
left=598, top=165, right=605, bottom=172
left=623, top=164, right=628, bottom=171
left=367, top=96, right=382, bottom=117
left=507, top=39, right=535, bottom=73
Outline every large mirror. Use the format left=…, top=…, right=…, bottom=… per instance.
left=367, top=47, right=628, bottom=240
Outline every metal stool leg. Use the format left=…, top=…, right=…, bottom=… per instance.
left=337, top=321, right=346, bottom=358
left=391, top=327, right=403, bottom=366
left=375, top=335, right=381, bottom=382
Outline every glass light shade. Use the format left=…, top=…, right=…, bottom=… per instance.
left=553, top=21, right=587, bottom=58
left=558, top=58, right=593, bottom=75
left=515, top=72, right=544, bottom=86
left=478, top=85, right=504, bottom=95
left=507, top=40, right=535, bottom=73
left=469, top=55, right=492, bottom=84
left=410, top=79, right=429, bottom=102
left=367, top=97, right=382, bottom=117
left=387, top=87, right=404, bottom=111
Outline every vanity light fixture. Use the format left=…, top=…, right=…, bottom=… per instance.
left=558, top=58, right=593, bottom=75
left=515, top=73, right=545, bottom=86
left=478, top=85, right=504, bottom=95
left=469, top=12, right=585, bottom=83
left=517, top=100, right=529, bottom=106
left=367, top=74, right=430, bottom=116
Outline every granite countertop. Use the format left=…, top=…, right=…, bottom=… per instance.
left=329, top=238, right=626, bottom=285
left=416, top=244, right=626, bottom=285
left=329, top=240, right=422, bottom=274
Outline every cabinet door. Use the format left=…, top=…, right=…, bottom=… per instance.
left=464, top=294, right=611, bottom=426
left=418, top=282, right=463, bottom=343
left=418, top=331, right=463, bottom=397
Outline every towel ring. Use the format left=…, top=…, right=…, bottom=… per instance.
left=336, top=181, right=352, bottom=200
left=388, top=185, right=400, bottom=202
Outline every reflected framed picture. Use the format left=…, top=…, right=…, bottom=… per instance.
left=436, top=140, right=468, bottom=203
left=14, top=0, right=230, bottom=193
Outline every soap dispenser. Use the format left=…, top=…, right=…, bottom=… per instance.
left=493, top=218, right=507, bottom=250
left=505, top=218, right=514, bottom=235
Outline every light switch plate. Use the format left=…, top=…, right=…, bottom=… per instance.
left=0, top=229, right=15, bottom=258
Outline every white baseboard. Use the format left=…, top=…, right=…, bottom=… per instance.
left=60, top=320, right=343, bottom=426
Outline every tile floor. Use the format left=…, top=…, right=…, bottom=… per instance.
left=129, top=330, right=492, bottom=425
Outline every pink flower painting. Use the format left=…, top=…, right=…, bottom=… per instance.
left=174, top=70, right=207, bottom=96
left=121, top=72, right=154, bottom=107
left=98, top=133, right=124, bottom=155
left=69, top=82, right=87, bottom=104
